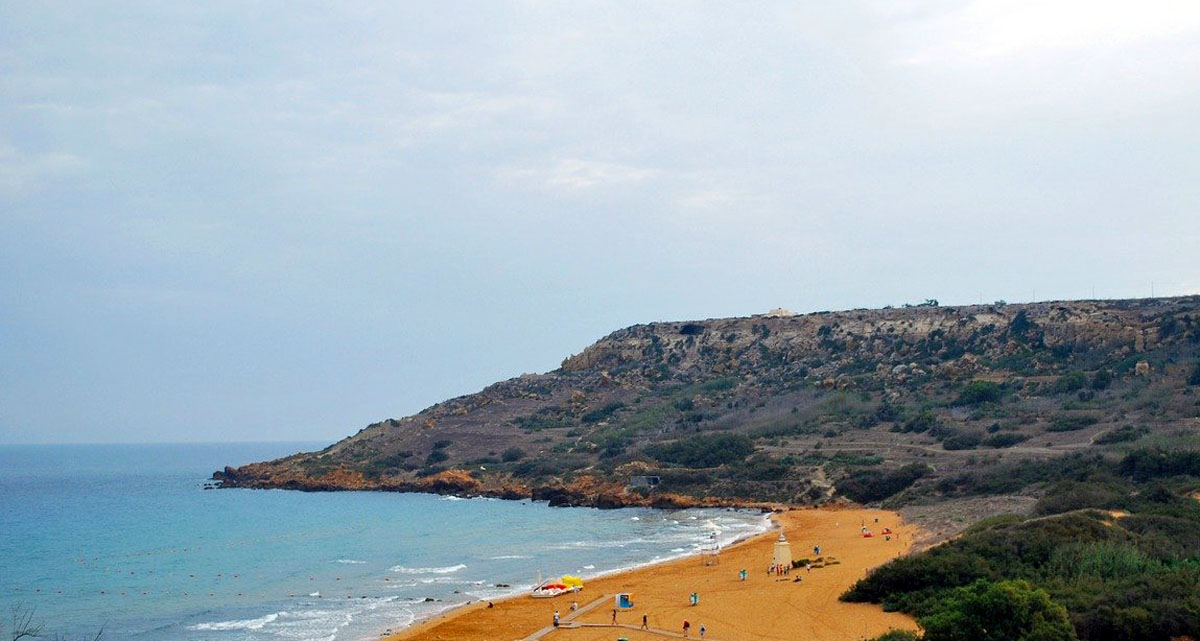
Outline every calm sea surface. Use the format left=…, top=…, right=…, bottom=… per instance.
left=0, top=443, right=769, bottom=641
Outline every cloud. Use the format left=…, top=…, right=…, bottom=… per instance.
left=0, top=143, right=86, bottom=196
left=892, top=0, right=1200, bottom=65
left=498, top=158, right=659, bottom=191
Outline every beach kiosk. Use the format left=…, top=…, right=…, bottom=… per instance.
left=772, top=531, right=792, bottom=569
left=615, top=593, right=634, bottom=609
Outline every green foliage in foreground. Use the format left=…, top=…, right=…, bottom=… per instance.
left=920, top=580, right=1076, bottom=641
left=846, top=448, right=1200, bottom=641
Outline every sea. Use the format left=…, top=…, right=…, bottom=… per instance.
left=0, top=442, right=770, bottom=641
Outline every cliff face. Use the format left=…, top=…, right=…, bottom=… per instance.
left=217, top=297, right=1200, bottom=508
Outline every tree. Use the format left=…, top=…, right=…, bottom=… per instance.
left=920, top=580, right=1077, bottom=641
left=5, top=605, right=43, bottom=641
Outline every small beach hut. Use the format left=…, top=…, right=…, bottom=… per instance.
left=772, top=531, right=792, bottom=569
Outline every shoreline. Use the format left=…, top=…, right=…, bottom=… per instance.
left=381, top=505, right=922, bottom=641
left=366, top=507, right=775, bottom=640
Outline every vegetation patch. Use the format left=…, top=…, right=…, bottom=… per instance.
left=952, top=381, right=1004, bottom=406
left=1047, top=414, right=1100, bottom=432
left=644, top=433, right=754, bottom=467
left=1093, top=425, right=1149, bottom=445
left=847, top=450, right=1200, bottom=641
left=836, top=464, right=931, bottom=503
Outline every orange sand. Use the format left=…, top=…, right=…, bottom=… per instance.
left=386, top=507, right=920, bottom=641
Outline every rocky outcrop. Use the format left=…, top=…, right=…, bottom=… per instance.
left=217, top=296, right=1200, bottom=507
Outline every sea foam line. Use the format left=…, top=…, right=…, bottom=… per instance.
left=389, top=563, right=467, bottom=575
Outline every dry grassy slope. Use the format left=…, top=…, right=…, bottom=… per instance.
left=217, top=297, right=1200, bottom=511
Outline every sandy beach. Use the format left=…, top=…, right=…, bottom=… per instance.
left=386, top=507, right=920, bottom=641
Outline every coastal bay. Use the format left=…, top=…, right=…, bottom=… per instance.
left=389, top=507, right=920, bottom=641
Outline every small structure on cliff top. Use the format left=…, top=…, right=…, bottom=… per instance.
left=772, top=531, right=792, bottom=568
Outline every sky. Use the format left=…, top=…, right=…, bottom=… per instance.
left=2, top=1, right=1199, bottom=444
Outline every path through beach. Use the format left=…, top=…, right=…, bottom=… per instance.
left=387, top=507, right=920, bottom=641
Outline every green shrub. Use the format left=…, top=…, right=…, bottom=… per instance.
left=1053, top=371, right=1090, bottom=395
left=1189, top=362, right=1200, bottom=386
left=1048, top=415, right=1100, bottom=432
left=843, top=467, right=1200, bottom=641
left=1093, top=425, right=1148, bottom=445
left=954, top=381, right=1004, bottom=406
left=982, top=433, right=1028, bottom=448
left=943, top=431, right=983, bottom=451
left=732, top=454, right=791, bottom=481
left=836, top=464, right=930, bottom=503
left=581, top=402, right=626, bottom=424
left=1034, top=479, right=1128, bottom=515
left=919, top=580, right=1076, bottom=641
left=644, top=433, right=754, bottom=467
left=501, top=447, right=526, bottom=462
left=902, top=411, right=938, bottom=433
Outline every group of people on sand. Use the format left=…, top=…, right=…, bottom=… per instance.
left=551, top=608, right=706, bottom=638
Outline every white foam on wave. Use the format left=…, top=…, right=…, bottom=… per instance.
left=390, top=563, right=467, bottom=574
left=336, top=559, right=366, bottom=564
left=489, top=554, right=530, bottom=560
left=189, top=612, right=280, bottom=631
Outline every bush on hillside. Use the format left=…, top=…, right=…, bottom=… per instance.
left=836, top=464, right=931, bottom=503
left=953, top=381, right=1004, bottom=406
left=644, top=433, right=754, bottom=468
left=501, top=447, right=526, bottom=462
left=1093, top=425, right=1148, bottom=445
left=982, top=433, right=1028, bottom=448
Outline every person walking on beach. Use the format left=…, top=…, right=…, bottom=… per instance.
left=683, top=620, right=691, bottom=636
left=553, top=610, right=559, bottom=627
left=612, top=608, right=618, bottom=624
left=642, top=613, right=648, bottom=629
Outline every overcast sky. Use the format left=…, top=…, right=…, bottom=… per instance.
left=2, top=1, right=1199, bottom=444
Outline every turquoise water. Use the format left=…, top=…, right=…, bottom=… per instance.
left=0, top=443, right=768, bottom=641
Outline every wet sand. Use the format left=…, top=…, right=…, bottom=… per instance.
left=385, top=507, right=920, bottom=641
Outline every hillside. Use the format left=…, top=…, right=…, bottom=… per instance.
left=216, top=297, right=1200, bottom=519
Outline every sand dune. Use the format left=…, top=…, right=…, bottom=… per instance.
left=387, top=507, right=920, bottom=641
